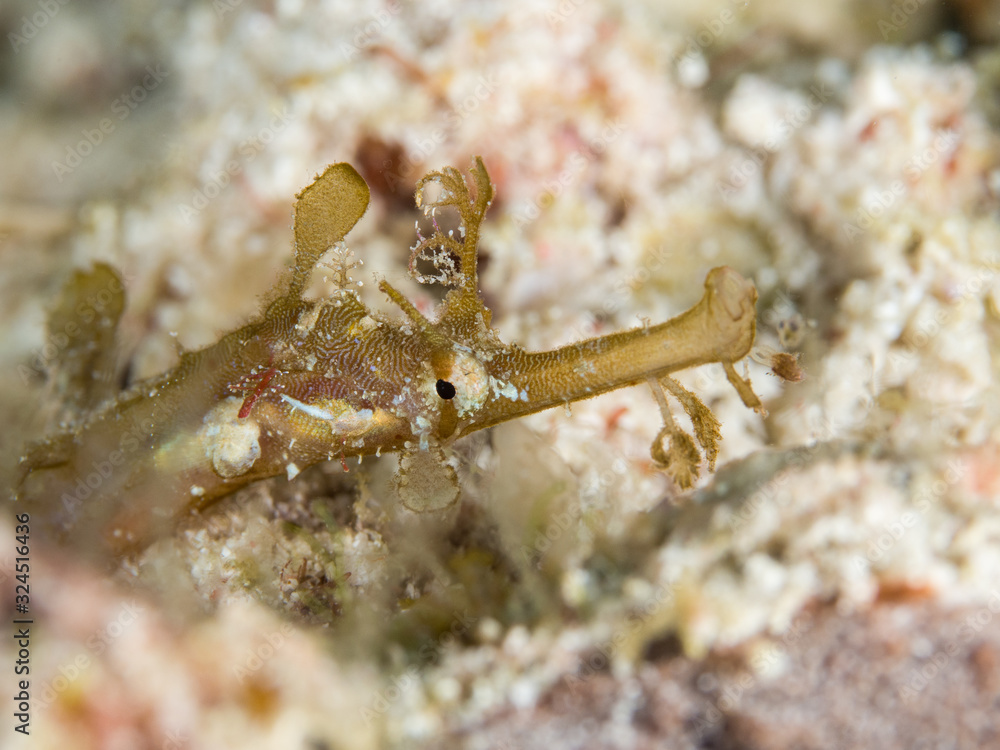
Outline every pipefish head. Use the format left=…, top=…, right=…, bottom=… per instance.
left=225, top=160, right=503, bottom=489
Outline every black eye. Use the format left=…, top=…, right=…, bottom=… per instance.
left=436, top=379, right=456, bottom=399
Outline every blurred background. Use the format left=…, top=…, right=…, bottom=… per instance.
left=2, top=1, right=1000, bottom=748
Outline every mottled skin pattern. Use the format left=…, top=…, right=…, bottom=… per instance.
left=16, top=158, right=762, bottom=563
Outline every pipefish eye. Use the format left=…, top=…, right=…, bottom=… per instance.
left=436, top=379, right=457, bottom=399
left=428, top=349, right=489, bottom=417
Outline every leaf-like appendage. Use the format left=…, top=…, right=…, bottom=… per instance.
left=409, top=157, right=494, bottom=294
left=659, top=376, right=722, bottom=471
left=290, top=163, right=371, bottom=298
left=650, top=426, right=701, bottom=490
left=723, top=360, right=766, bottom=416
left=49, top=263, right=125, bottom=411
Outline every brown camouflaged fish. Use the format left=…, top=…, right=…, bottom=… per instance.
left=16, top=157, right=762, bottom=561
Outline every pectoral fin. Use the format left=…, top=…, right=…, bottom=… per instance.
left=394, top=444, right=460, bottom=512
